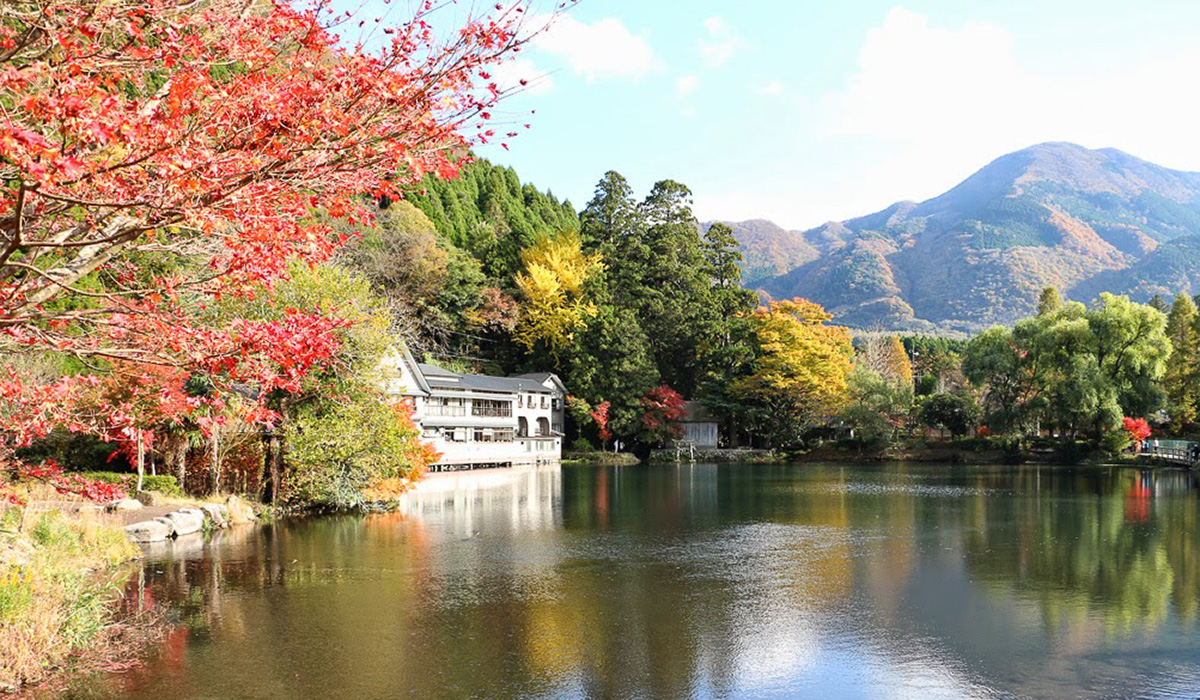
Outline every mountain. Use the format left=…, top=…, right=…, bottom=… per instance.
left=742, top=142, right=1200, bottom=332
left=700, top=219, right=819, bottom=285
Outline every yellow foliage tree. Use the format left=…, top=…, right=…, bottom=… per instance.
left=514, top=231, right=605, bottom=356
left=734, top=299, right=854, bottom=440
left=883, top=336, right=914, bottom=388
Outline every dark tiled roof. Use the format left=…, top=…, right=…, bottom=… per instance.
left=417, top=363, right=458, bottom=377
left=418, top=364, right=552, bottom=394
left=510, top=372, right=553, bottom=382
left=682, top=400, right=717, bottom=423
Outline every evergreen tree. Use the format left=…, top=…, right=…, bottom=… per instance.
left=1038, top=286, right=1063, bottom=316
left=1165, top=293, right=1199, bottom=431
left=630, top=180, right=716, bottom=395
left=580, top=171, right=641, bottom=248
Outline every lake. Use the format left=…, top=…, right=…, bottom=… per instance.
left=48, top=463, right=1200, bottom=700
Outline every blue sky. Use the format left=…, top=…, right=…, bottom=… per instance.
left=334, top=1, right=1200, bottom=229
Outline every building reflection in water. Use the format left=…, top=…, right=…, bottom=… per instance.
left=51, top=463, right=1200, bottom=700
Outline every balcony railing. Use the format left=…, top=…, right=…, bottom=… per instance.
left=472, top=401, right=513, bottom=417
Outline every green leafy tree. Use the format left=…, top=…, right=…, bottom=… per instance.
left=918, top=392, right=982, bottom=437
left=839, top=365, right=913, bottom=445
left=287, top=401, right=436, bottom=508
left=1164, top=293, right=1198, bottom=431
left=1038, top=286, right=1064, bottom=316
left=964, top=294, right=1169, bottom=439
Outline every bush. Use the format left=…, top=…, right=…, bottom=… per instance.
left=14, top=430, right=128, bottom=473
left=1052, top=440, right=1091, bottom=465
left=286, top=399, right=438, bottom=508
left=78, top=472, right=182, bottom=497
left=1100, top=429, right=1132, bottom=458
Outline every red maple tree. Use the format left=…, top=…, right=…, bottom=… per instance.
left=0, top=0, right=562, bottom=501
left=1122, top=417, right=1152, bottom=449
left=639, top=386, right=687, bottom=444
left=589, top=400, right=612, bottom=448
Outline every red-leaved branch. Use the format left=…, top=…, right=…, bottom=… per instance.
left=0, top=0, right=565, bottom=499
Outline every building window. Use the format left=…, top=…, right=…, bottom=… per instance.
left=472, top=399, right=513, bottom=417
left=472, top=428, right=515, bottom=443
left=541, top=396, right=548, bottom=409
left=518, top=394, right=524, bottom=408
left=552, top=398, right=561, bottom=411
left=426, top=396, right=466, bottom=417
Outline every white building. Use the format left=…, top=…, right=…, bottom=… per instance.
left=381, top=346, right=566, bottom=472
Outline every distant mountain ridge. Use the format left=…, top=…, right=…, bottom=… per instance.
left=718, top=142, right=1200, bottom=332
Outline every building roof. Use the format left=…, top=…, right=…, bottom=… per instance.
left=419, top=363, right=553, bottom=394
left=682, top=400, right=717, bottom=423
left=508, top=371, right=568, bottom=393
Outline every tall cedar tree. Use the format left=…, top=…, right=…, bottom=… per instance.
left=1165, top=293, right=1199, bottom=430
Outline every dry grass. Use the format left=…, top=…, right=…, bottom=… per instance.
left=0, top=507, right=139, bottom=691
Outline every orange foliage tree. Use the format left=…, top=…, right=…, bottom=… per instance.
left=0, top=0, right=562, bottom=500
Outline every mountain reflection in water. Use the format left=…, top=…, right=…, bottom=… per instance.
left=47, top=463, right=1200, bottom=700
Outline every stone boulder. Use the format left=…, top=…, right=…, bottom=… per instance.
left=135, top=490, right=159, bottom=506
left=106, top=498, right=144, bottom=512
left=125, top=520, right=172, bottom=543
left=225, top=495, right=258, bottom=524
left=155, top=510, right=204, bottom=537
left=199, top=504, right=229, bottom=529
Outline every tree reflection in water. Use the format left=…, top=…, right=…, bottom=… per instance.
left=46, top=464, right=1200, bottom=700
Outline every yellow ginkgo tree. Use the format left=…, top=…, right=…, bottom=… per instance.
left=734, top=298, right=854, bottom=444
left=513, top=231, right=605, bottom=357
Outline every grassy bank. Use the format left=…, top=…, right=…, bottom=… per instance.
left=562, top=451, right=641, bottom=466
left=1, top=504, right=140, bottom=691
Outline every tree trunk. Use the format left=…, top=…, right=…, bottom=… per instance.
left=210, top=431, right=221, bottom=495
left=173, top=436, right=188, bottom=494
left=259, top=431, right=273, bottom=503
left=136, top=431, right=145, bottom=493
left=270, top=432, right=283, bottom=504
left=260, top=431, right=283, bottom=505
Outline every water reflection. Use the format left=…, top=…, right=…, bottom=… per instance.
left=48, top=464, right=1200, bottom=700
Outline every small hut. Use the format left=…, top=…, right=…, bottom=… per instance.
left=676, top=401, right=719, bottom=448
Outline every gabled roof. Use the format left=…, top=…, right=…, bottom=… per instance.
left=416, top=363, right=554, bottom=394
left=427, top=373, right=549, bottom=394
left=382, top=344, right=431, bottom=396
left=508, top=371, right=567, bottom=394
left=417, top=363, right=458, bottom=377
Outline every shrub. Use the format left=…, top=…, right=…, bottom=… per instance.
left=78, top=472, right=182, bottom=497
left=286, top=399, right=439, bottom=508
left=1053, top=440, right=1091, bottom=465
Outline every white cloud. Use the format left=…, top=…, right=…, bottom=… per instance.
left=533, top=16, right=661, bottom=81
left=811, top=6, right=1200, bottom=224
left=756, top=80, right=785, bottom=97
left=491, top=58, right=554, bottom=96
left=823, top=7, right=1023, bottom=142
left=698, top=16, right=744, bottom=68
left=676, top=75, right=700, bottom=98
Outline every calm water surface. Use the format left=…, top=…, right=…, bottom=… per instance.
left=51, top=463, right=1200, bottom=700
